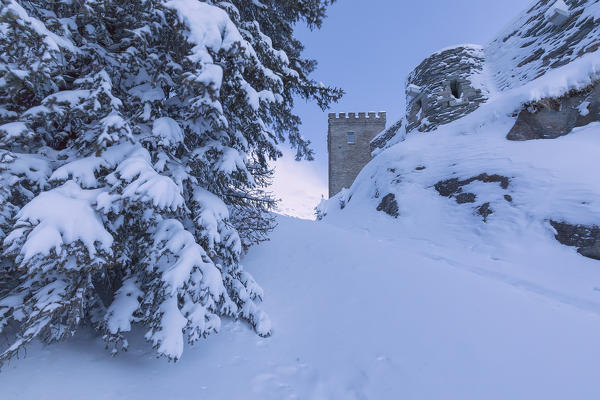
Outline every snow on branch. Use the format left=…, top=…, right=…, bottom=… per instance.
left=4, top=181, right=113, bottom=265
left=106, top=147, right=185, bottom=211
left=165, top=0, right=245, bottom=64
left=1, top=0, right=77, bottom=53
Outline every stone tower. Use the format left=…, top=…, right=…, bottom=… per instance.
left=328, top=112, right=386, bottom=198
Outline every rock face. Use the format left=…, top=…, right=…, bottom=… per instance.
left=550, top=220, right=600, bottom=261
left=507, top=82, right=600, bottom=140
left=373, top=0, right=600, bottom=151
left=405, top=46, right=488, bottom=133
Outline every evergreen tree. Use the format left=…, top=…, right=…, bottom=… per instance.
left=0, top=0, right=341, bottom=363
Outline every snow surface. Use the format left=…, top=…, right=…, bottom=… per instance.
left=2, top=214, right=600, bottom=399
left=165, top=0, right=243, bottom=64
left=579, top=101, right=591, bottom=116
left=0, top=121, right=30, bottom=142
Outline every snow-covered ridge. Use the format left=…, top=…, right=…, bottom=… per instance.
left=425, top=43, right=484, bottom=59
left=394, top=0, right=600, bottom=139
left=487, top=0, right=600, bottom=91
left=428, top=50, right=600, bottom=136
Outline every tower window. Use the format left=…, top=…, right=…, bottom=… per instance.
left=450, top=80, right=461, bottom=99
left=347, top=132, right=356, bottom=144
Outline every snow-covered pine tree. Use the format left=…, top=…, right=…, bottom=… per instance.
left=0, top=0, right=341, bottom=363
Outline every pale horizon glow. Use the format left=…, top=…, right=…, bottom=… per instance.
left=272, top=149, right=328, bottom=220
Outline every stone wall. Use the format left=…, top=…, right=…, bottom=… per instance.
left=328, top=112, right=386, bottom=197
left=405, top=45, right=488, bottom=133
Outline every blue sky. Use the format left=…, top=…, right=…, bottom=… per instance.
left=273, top=0, right=533, bottom=215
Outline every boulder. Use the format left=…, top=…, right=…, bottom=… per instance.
left=507, top=82, right=600, bottom=140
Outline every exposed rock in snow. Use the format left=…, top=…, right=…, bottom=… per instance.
left=371, top=119, right=403, bottom=153
left=476, top=202, right=494, bottom=222
left=376, top=193, right=399, bottom=218
left=507, top=82, right=600, bottom=140
left=551, top=220, right=600, bottom=260
left=434, top=173, right=510, bottom=198
left=455, top=192, right=477, bottom=204
left=433, top=174, right=510, bottom=221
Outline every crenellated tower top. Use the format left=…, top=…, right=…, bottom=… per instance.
left=328, top=111, right=386, bottom=121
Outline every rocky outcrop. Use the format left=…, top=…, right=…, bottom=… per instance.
left=370, top=1, right=600, bottom=152
left=487, top=0, right=600, bottom=91
left=371, top=119, right=403, bottom=152
left=508, top=82, right=600, bottom=140
left=405, top=46, right=488, bottom=133
left=550, top=220, right=600, bottom=260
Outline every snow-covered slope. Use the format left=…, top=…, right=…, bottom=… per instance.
left=2, top=215, right=600, bottom=399
left=487, top=0, right=600, bottom=91
left=319, top=49, right=600, bottom=308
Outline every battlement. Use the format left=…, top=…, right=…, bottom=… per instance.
left=328, top=111, right=386, bottom=121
